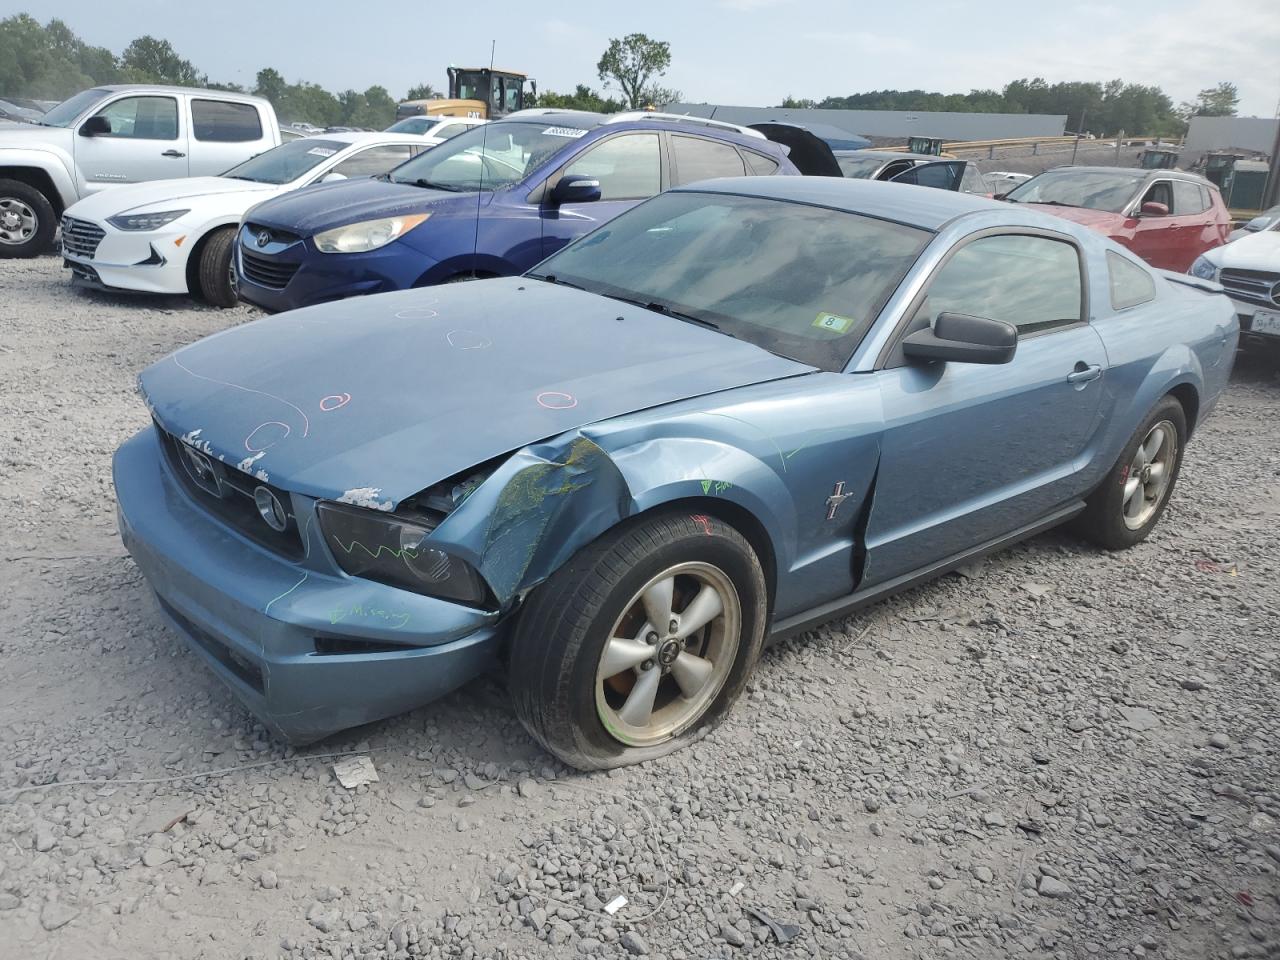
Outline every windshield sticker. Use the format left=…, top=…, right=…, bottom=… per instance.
left=813, top=312, right=856, bottom=334
left=542, top=126, right=589, bottom=139
left=306, top=147, right=338, bottom=157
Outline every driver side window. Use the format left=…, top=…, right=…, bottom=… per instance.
left=912, top=234, right=1083, bottom=337
left=92, top=96, right=178, bottom=140
left=561, top=134, right=661, bottom=202
left=1140, top=180, right=1172, bottom=211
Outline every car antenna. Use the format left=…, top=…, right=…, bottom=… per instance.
left=471, top=39, right=496, bottom=280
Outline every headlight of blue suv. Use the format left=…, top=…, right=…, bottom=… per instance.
left=1189, top=255, right=1218, bottom=281
left=313, top=213, right=430, bottom=254
left=316, top=501, right=490, bottom=607
left=106, top=209, right=189, bottom=231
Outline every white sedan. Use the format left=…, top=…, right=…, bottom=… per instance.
left=1191, top=226, right=1280, bottom=348
left=60, top=132, right=433, bottom=307
left=383, top=115, right=487, bottom=144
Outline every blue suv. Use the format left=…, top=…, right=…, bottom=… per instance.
left=233, top=111, right=833, bottom=311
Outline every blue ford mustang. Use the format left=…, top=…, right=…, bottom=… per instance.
left=116, top=177, right=1237, bottom=768
left=231, top=111, right=830, bottom=312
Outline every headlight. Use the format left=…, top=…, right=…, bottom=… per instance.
left=106, top=209, right=189, bottom=231
left=313, top=213, right=430, bottom=254
left=316, top=501, right=489, bottom=606
left=1189, top=255, right=1218, bottom=281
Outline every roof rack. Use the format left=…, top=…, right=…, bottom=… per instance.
left=505, top=107, right=600, bottom=118
left=604, top=112, right=766, bottom=140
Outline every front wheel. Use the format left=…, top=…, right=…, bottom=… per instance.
left=1074, top=396, right=1187, bottom=550
left=197, top=228, right=238, bottom=307
left=0, top=179, right=56, bottom=258
left=509, top=512, right=767, bottom=769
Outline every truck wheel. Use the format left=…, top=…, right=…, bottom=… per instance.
left=1073, top=396, right=1187, bottom=550
left=509, top=512, right=768, bottom=770
left=0, top=179, right=56, bottom=258
left=197, top=228, right=237, bottom=307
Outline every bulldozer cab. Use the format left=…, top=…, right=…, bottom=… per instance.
left=907, top=136, right=945, bottom=156
left=1139, top=148, right=1179, bottom=170
left=448, top=67, right=535, bottom=119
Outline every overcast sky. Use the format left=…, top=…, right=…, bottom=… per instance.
left=14, top=0, right=1280, bottom=117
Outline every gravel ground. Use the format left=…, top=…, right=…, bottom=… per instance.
left=2, top=255, right=1279, bottom=960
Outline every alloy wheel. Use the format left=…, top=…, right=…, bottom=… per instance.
left=0, top=198, right=36, bottom=246
left=1122, top=420, right=1178, bottom=530
left=595, top=561, right=741, bottom=747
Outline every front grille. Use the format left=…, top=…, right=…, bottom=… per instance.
left=1220, top=268, right=1280, bottom=308
left=240, top=248, right=300, bottom=290
left=157, top=425, right=304, bottom=560
left=61, top=216, right=105, bottom=259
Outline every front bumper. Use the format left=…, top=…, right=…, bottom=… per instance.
left=113, top=428, right=503, bottom=742
left=234, top=226, right=434, bottom=312
left=62, top=225, right=190, bottom=295
left=1226, top=295, right=1280, bottom=343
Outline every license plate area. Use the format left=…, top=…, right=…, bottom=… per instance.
left=1252, top=309, right=1280, bottom=336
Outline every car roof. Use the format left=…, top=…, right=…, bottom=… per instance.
left=300, top=131, right=431, bottom=146
left=91, top=84, right=271, bottom=106
left=1049, top=165, right=1215, bottom=186
left=678, top=176, right=1007, bottom=231
left=493, top=111, right=777, bottom=151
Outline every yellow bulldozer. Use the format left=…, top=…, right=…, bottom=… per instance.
left=396, top=67, right=536, bottom=122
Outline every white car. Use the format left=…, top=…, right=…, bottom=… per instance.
left=384, top=115, right=487, bottom=144
left=60, top=132, right=433, bottom=307
left=1191, top=228, right=1280, bottom=348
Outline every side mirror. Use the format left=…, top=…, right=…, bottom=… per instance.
left=79, top=115, right=111, bottom=137
left=319, top=172, right=347, bottom=183
left=902, top=312, right=1018, bottom=365
left=993, top=191, right=1008, bottom=201
left=549, top=174, right=601, bottom=205
left=1244, top=216, right=1271, bottom=232
left=1139, top=201, right=1169, bottom=216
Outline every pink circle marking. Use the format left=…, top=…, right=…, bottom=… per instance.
left=244, top=420, right=291, bottom=452
left=536, top=391, right=578, bottom=410
left=320, top=393, right=351, bottom=412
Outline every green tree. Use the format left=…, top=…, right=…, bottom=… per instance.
left=535, top=84, right=625, bottom=113
left=597, top=33, right=671, bottom=110
left=1180, top=82, right=1239, bottom=120
left=120, top=35, right=203, bottom=85
left=405, top=83, right=436, bottom=101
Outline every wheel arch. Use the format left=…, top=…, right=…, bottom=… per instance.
left=183, top=221, right=238, bottom=295
left=1166, top=381, right=1200, bottom=436
left=0, top=161, right=75, bottom=215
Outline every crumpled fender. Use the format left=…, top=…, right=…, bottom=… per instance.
left=0, top=145, right=78, bottom=207
left=427, top=430, right=794, bottom=608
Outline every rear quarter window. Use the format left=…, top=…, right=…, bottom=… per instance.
left=192, top=100, right=264, bottom=142
left=1107, top=250, right=1157, bottom=310
left=743, top=151, right=779, bottom=176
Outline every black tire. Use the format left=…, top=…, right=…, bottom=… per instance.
left=509, top=512, right=768, bottom=770
left=197, top=228, right=238, bottom=307
left=0, top=179, right=57, bottom=258
left=1074, top=395, right=1187, bottom=550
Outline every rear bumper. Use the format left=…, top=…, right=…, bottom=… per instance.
left=113, top=428, right=503, bottom=742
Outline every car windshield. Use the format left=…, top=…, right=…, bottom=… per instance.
left=1005, top=169, right=1144, bottom=213
left=387, top=120, right=583, bottom=192
left=222, top=139, right=347, bottom=184
left=836, top=156, right=888, bottom=179
left=37, top=88, right=108, bottom=127
left=386, top=117, right=444, bottom=135
left=530, top=191, right=930, bottom=371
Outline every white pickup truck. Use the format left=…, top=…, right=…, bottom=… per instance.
left=0, top=84, right=280, bottom=258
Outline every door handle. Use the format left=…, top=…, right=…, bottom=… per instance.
left=161, top=149, right=186, bottom=158
left=1066, top=363, right=1102, bottom=385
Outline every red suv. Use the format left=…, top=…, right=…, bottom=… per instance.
left=1002, top=166, right=1230, bottom=271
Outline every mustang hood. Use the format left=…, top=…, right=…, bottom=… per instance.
left=140, top=278, right=813, bottom=508
left=245, top=177, right=472, bottom=234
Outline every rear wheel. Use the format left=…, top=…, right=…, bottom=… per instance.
left=0, top=179, right=56, bottom=258
left=509, top=512, right=767, bottom=769
left=1075, top=396, right=1186, bottom=550
left=197, top=228, right=237, bottom=307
